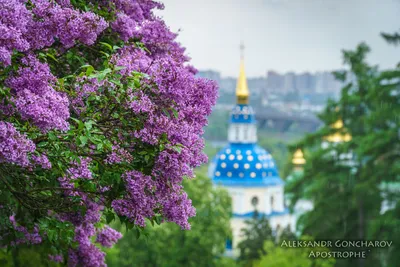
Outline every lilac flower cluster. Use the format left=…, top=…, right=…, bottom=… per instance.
left=6, top=55, right=70, bottom=132
left=58, top=157, right=93, bottom=194
left=49, top=254, right=64, bottom=263
left=0, top=122, right=35, bottom=167
left=67, top=200, right=106, bottom=267
left=104, top=145, right=133, bottom=164
left=0, top=0, right=108, bottom=66
left=56, top=160, right=121, bottom=267
left=112, top=170, right=157, bottom=227
left=9, top=215, right=42, bottom=245
left=66, top=157, right=93, bottom=180
left=27, top=0, right=108, bottom=49
left=0, top=121, right=52, bottom=169
left=1, top=0, right=218, bottom=266
left=0, top=0, right=30, bottom=65
left=32, top=154, right=52, bottom=169
left=112, top=50, right=216, bottom=226
left=96, top=226, right=123, bottom=248
left=71, top=77, right=103, bottom=114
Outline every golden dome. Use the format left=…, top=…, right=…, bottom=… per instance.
left=324, top=119, right=352, bottom=143
left=331, top=119, right=344, bottom=129
left=292, top=149, right=306, bottom=165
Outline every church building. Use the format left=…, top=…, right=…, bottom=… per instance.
left=208, top=46, right=295, bottom=256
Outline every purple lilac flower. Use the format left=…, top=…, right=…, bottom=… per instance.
left=96, top=226, right=122, bottom=248
left=6, top=54, right=70, bottom=132
left=112, top=170, right=157, bottom=227
left=0, top=122, right=35, bottom=167
left=49, top=254, right=64, bottom=263
left=9, top=215, right=42, bottom=245
left=105, top=145, right=133, bottom=164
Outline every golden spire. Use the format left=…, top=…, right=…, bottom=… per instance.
left=236, top=42, right=249, bottom=105
left=292, top=149, right=306, bottom=165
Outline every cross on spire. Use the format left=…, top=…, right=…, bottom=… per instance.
left=240, top=42, right=245, bottom=59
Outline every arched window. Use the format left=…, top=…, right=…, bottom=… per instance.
left=226, top=238, right=233, bottom=250
left=251, top=196, right=259, bottom=208
left=270, top=195, right=275, bottom=211
left=235, top=126, right=239, bottom=141
left=243, top=125, right=248, bottom=140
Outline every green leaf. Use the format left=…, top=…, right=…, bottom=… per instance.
left=99, top=51, right=110, bottom=58
left=47, top=229, right=57, bottom=242
left=136, top=228, right=141, bottom=239
left=172, top=108, right=179, bottom=119
left=105, top=211, right=115, bottom=224
left=114, top=66, right=126, bottom=71
left=100, top=42, right=113, bottom=52
left=37, top=142, right=47, bottom=148
left=79, top=136, right=88, bottom=146
left=46, top=53, right=59, bottom=63
left=97, top=143, right=103, bottom=151
left=110, top=79, right=122, bottom=86
left=84, top=120, right=95, bottom=131
left=162, top=108, right=171, bottom=118
left=155, top=215, right=162, bottom=225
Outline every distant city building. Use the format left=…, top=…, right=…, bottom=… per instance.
left=266, top=70, right=284, bottom=93
left=295, top=72, right=312, bottom=93
left=314, top=71, right=342, bottom=95
left=197, top=70, right=221, bottom=84
left=283, top=71, right=296, bottom=94
left=199, top=68, right=345, bottom=115
left=265, top=70, right=343, bottom=95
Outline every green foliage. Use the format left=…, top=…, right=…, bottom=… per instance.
left=203, top=109, right=230, bottom=140
left=237, top=215, right=274, bottom=267
left=287, top=41, right=400, bottom=267
left=369, top=201, right=400, bottom=267
left=105, top=171, right=233, bottom=267
left=0, top=246, right=62, bottom=267
left=255, top=236, right=335, bottom=267
left=381, top=31, right=400, bottom=47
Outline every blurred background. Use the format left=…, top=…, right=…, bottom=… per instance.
left=113, top=1, right=399, bottom=266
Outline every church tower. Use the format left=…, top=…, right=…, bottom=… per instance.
left=208, top=44, right=295, bottom=256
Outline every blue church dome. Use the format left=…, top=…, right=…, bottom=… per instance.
left=208, top=43, right=283, bottom=188
left=209, top=143, right=283, bottom=187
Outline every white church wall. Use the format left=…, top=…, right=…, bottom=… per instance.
left=265, top=185, right=284, bottom=213
left=241, top=187, right=268, bottom=213
left=231, top=217, right=246, bottom=256
left=226, top=185, right=286, bottom=215
left=227, top=188, right=245, bottom=214
left=269, top=213, right=295, bottom=232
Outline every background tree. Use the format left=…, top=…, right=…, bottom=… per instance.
left=0, top=1, right=217, bottom=266
left=367, top=28, right=400, bottom=267
left=105, top=171, right=234, bottom=267
left=237, top=215, right=274, bottom=267
left=287, top=42, right=399, bottom=267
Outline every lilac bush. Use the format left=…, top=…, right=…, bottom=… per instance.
left=0, top=0, right=217, bottom=266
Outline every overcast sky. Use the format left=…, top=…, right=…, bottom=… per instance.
left=157, top=0, right=400, bottom=77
